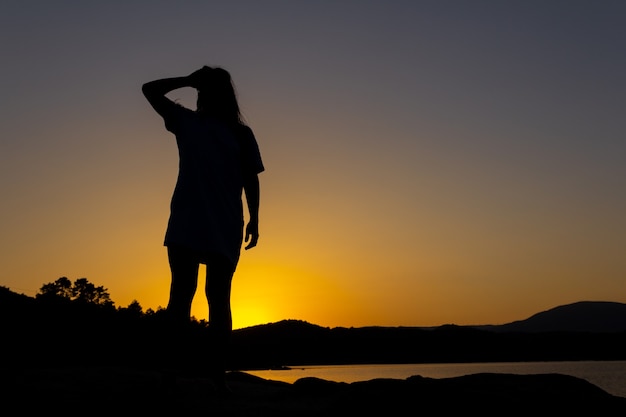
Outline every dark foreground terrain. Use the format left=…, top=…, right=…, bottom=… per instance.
left=2, top=287, right=626, bottom=415
left=2, top=367, right=624, bottom=416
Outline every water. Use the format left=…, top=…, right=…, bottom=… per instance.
left=245, top=360, right=626, bottom=398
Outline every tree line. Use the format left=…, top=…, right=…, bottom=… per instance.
left=34, top=276, right=145, bottom=315
left=1, top=277, right=213, bottom=373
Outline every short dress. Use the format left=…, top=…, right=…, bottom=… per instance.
left=161, top=105, right=264, bottom=266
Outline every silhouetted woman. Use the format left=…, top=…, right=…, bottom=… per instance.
left=142, top=66, right=264, bottom=388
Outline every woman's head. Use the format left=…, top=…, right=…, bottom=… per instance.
left=193, top=66, right=243, bottom=125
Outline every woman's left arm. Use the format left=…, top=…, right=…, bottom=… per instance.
left=243, top=174, right=260, bottom=250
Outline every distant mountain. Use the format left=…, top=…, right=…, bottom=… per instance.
left=476, top=301, right=626, bottom=333
left=227, top=302, right=626, bottom=367
left=230, top=316, right=626, bottom=368
left=236, top=301, right=626, bottom=335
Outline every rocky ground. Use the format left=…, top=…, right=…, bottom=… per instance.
left=2, top=367, right=624, bottom=416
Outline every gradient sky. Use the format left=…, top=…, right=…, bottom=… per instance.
left=1, top=1, right=625, bottom=329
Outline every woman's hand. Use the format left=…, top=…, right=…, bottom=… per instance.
left=188, top=66, right=213, bottom=90
left=244, top=221, right=259, bottom=250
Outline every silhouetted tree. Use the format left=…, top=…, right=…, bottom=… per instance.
left=126, top=300, right=143, bottom=314
left=38, top=276, right=73, bottom=299
left=117, top=300, right=144, bottom=319
left=37, top=277, right=114, bottom=307
left=72, top=278, right=113, bottom=306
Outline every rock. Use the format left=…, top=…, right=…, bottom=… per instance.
left=1, top=367, right=624, bottom=416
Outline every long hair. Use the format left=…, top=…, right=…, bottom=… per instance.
left=196, top=67, right=244, bottom=126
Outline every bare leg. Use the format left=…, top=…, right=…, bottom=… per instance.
left=167, top=245, right=200, bottom=324
left=205, top=253, right=235, bottom=388
left=206, top=254, right=234, bottom=333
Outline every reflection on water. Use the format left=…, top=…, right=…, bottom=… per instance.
left=244, top=360, right=626, bottom=398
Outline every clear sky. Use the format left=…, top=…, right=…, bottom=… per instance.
left=1, top=1, right=625, bottom=329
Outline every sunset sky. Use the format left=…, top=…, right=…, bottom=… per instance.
left=1, top=1, right=625, bottom=329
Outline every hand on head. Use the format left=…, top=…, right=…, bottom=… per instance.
left=188, top=66, right=214, bottom=90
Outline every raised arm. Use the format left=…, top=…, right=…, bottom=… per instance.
left=142, top=67, right=213, bottom=117
left=142, top=77, right=190, bottom=118
left=243, top=174, right=260, bottom=250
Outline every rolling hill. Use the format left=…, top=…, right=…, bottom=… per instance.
left=477, top=301, right=626, bottom=333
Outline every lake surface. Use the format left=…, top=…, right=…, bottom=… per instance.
left=245, top=360, right=626, bottom=398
